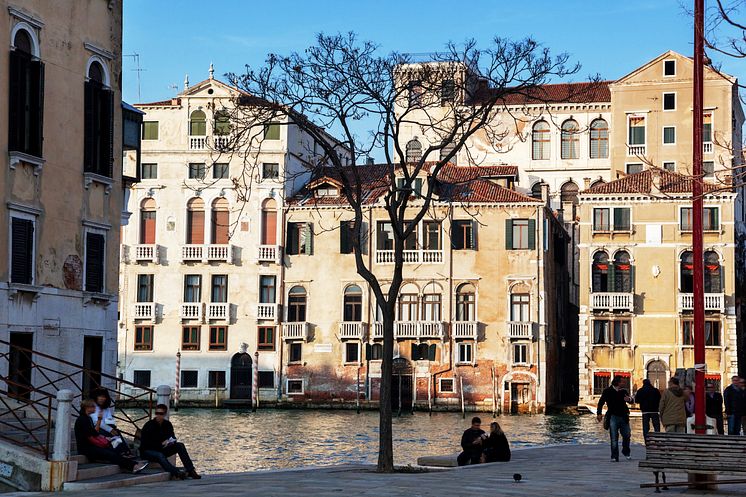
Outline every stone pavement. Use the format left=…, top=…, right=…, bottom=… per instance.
left=11, top=443, right=746, bottom=496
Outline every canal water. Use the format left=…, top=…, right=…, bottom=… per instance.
left=166, top=409, right=643, bottom=474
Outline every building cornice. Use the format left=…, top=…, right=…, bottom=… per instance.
left=7, top=5, right=44, bottom=28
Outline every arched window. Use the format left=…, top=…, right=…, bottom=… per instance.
left=560, top=181, right=579, bottom=205
left=261, top=198, right=277, bottom=245
left=190, top=110, right=206, bottom=136
left=186, top=198, right=205, bottom=244
left=84, top=59, right=113, bottom=176
left=592, top=251, right=609, bottom=292
left=405, top=138, right=422, bottom=163
left=455, top=283, right=476, bottom=321
left=140, top=198, right=157, bottom=244
left=287, top=286, right=307, bottom=322
left=9, top=28, right=43, bottom=157
left=590, top=119, right=609, bottom=159
left=343, top=285, right=363, bottom=322
left=398, top=283, right=419, bottom=321
left=613, top=251, right=633, bottom=293
left=211, top=198, right=229, bottom=244
left=532, top=121, right=550, bottom=160
left=561, top=120, right=580, bottom=159
left=214, top=110, right=231, bottom=135
left=680, top=251, right=694, bottom=293
left=422, top=282, right=442, bottom=321
left=646, top=360, right=668, bottom=390
left=704, top=251, right=722, bottom=293
left=531, top=182, right=546, bottom=199
left=367, top=343, right=383, bottom=360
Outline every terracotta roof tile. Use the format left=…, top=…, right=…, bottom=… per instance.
left=581, top=169, right=722, bottom=195
left=491, top=81, right=612, bottom=106
left=136, top=98, right=180, bottom=107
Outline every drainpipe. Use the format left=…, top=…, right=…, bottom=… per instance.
left=431, top=207, right=455, bottom=412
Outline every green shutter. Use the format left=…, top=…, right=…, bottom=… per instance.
left=286, top=223, right=298, bottom=255
left=630, top=265, right=635, bottom=293
left=428, top=344, right=437, bottom=361
left=470, top=220, right=477, bottom=250
left=411, top=343, right=419, bottom=361
left=607, top=265, right=615, bottom=292
left=414, top=178, right=423, bottom=197
left=305, top=223, right=313, bottom=255
left=527, top=219, right=536, bottom=250
left=505, top=219, right=513, bottom=250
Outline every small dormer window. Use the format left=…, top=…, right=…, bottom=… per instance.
left=315, top=185, right=339, bottom=197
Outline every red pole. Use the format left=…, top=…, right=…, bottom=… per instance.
left=692, top=0, right=706, bottom=435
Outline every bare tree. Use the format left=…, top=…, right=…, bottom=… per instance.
left=225, top=32, right=577, bottom=472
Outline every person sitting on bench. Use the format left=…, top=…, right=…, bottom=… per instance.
left=457, top=416, right=486, bottom=466
left=140, top=404, right=201, bottom=480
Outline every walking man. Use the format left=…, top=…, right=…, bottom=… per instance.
left=724, top=375, right=746, bottom=435
left=659, top=377, right=687, bottom=433
left=705, top=381, right=724, bottom=435
left=597, top=376, right=633, bottom=462
left=140, top=404, right=201, bottom=480
left=634, top=379, right=661, bottom=441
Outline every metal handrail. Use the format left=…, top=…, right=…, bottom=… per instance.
left=0, top=379, right=53, bottom=458
left=0, top=339, right=156, bottom=456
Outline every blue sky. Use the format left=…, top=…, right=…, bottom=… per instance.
left=123, top=0, right=744, bottom=104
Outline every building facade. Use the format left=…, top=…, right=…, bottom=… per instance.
left=1, top=0, right=123, bottom=393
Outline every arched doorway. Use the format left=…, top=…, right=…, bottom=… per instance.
left=391, top=357, right=413, bottom=414
left=646, top=360, right=668, bottom=390
left=230, top=353, right=253, bottom=400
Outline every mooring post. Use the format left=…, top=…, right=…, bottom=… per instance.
left=156, top=385, right=172, bottom=419
left=52, top=389, right=74, bottom=462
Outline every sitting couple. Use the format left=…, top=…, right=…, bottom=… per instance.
left=75, top=395, right=201, bottom=480
left=457, top=416, right=511, bottom=466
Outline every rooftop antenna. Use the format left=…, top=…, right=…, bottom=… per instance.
left=123, top=53, right=144, bottom=102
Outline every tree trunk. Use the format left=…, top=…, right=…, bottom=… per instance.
left=377, top=311, right=395, bottom=472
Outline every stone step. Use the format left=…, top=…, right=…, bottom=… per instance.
left=63, top=469, right=170, bottom=491
left=75, top=463, right=122, bottom=481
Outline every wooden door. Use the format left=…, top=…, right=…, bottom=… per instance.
left=9, top=333, right=33, bottom=400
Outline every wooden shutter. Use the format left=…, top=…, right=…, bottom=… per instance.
left=85, top=233, right=105, bottom=293
left=410, top=343, right=419, bottom=360
left=428, top=344, right=437, bottom=361
left=141, top=212, right=156, bottom=244
left=505, top=219, right=513, bottom=249
left=469, top=220, right=477, bottom=250
left=365, top=344, right=372, bottom=360
left=29, top=60, right=44, bottom=157
left=303, top=223, right=313, bottom=254
left=630, top=265, right=635, bottom=293
left=187, top=210, right=204, bottom=244
left=607, top=265, right=615, bottom=292
left=286, top=222, right=298, bottom=255
left=83, top=81, right=96, bottom=172
left=340, top=221, right=352, bottom=254
left=99, top=88, right=114, bottom=177
left=262, top=210, right=277, bottom=244
left=8, top=51, right=27, bottom=152
left=212, top=210, right=229, bottom=244
left=11, top=218, right=34, bottom=284
left=527, top=219, right=536, bottom=250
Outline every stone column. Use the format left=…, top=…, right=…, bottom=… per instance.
left=157, top=385, right=171, bottom=419
left=52, top=389, right=74, bottom=462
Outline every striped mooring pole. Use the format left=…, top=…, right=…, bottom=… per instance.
left=252, top=351, right=259, bottom=412
left=174, top=351, right=181, bottom=411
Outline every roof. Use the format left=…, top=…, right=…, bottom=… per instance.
left=289, top=163, right=540, bottom=207
left=136, top=98, right=180, bottom=107
left=581, top=169, right=722, bottom=196
left=491, top=81, right=611, bottom=106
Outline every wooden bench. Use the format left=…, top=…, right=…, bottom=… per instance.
left=639, top=433, right=746, bottom=492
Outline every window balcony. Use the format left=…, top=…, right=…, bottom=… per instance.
left=375, top=249, right=443, bottom=264
left=452, top=321, right=478, bottom=340
left=703, top=142, right=713, bottom=154
left=282, top=322, right=309, bottom=341
left=257, top=245, right=281, bottom=264
left=678, top=293, right=724, bottom=313
left=507, top=321, right=534, bottom=339
left=627, top=144, right=646, bottom=156
left=418, top=321, right=445, bottom=339
left=372, top=322, right=384, bottom=339
left=213, top=135, right=231, bottom=151
left=189, top=137, right=206, bottom=150
left=180, top=303, right=202, bottom=320
left=257, top=303, right=278, bottom=321
left=133, top=244, right=158, bottom=263
left=180, top=244, right=233, bottom=263
left=207, top=303, right=229, bottom=320
left=392, top=321, right=445, bottom=339
left=133, top=303, right=156, bottom=321
left=590, top=292, right=634, bottom=313
left=339, top=322, right=366, bottom=340
left=395, top=321, right=420, bottom=339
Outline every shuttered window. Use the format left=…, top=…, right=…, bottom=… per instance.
left=211, top=209, right=229, bottom=244
left=11, top=217, right=34, bottom=284
left=84, top=80, right=114, bottom=177
left=340, top=221, right=355, bottom=254
left=187, top=210, right=205, bottom=244
left=8, top=49, right=44, bottom=157
left=85, top=233, right=105, bottom=293
left=505, top=219, right=535, bottom=250
left=451, top=220, right=476, bottom=250
left=286, top=222, right=313, bottom=255
left=140, top=211, right=156, bottom=244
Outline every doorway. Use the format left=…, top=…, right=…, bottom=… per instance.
left=83, top=336, right=103, bottom=397
left=230, top=353, right=253, bottom=400
left=510, top=382, right=531, bottom=414
left=646, top=360, right=668, bottom=390
left=391, top=357, right=413, bottom=414
left=9, top=332, right=33, bottom=400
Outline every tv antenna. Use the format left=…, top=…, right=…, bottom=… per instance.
left=123, top=53, right=145, bottom=102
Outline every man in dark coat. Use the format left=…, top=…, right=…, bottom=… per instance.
left=634, top=379, right=661, bottom=441
left=724, top=376, right=746, bottom=435
left=597, top=376, right=633, bottom=462
left=705, top=381, right=725, bottom=434
left=140, top=404, right=201, bottom=480
left=457, top=416, right=486, bottom=466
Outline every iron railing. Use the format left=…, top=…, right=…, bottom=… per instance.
left=0, top=339, right=156, bottom=458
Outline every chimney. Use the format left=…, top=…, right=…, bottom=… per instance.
left=540, top=183, right=550, bottom=207
left=583, top=177, right=591, bottom=190
left=366, top=157, right=375, bottom=165
left=184, top=74, right=189, bottom=90
left=209, top=62, right=214, bottom=80
left=651, top=168, right=662, bottom=195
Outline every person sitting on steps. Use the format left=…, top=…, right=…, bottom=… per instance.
left=457, top=416, right=486, bottom=466
left=90, top=386, right=133, bottom=457
left=140, top=404, right=201, bottom=480
left=482, top=421, right=511, bottom=463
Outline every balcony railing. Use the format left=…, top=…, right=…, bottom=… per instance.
left=452, top=321, right=478, bottom=339
left=257, top=245, right=281, bottom=264
left=181, top=244, right=232, bottom=263
left=133, top=244, right=158, bottom=263
left=507, top=321, right=534, bottom=339
left=282, top=322, right=309, bottom=341
left=257, top=303, right=278, bottom=321
left=678, top=293, right=724, bottom=313
left=339, top=322, right=366, bottom=340
left=207, top=303, right=229, bottom=320
left=372, top=322, right=384, bottom=339
left=133, top=303, right=156, bottom=321
left=375, top=249, right=443, bottom=264
left=590, top=292, right=634, bottom=312
left=419, top=321, right=445, bottom=338
left=627, top=144, right=646, bottom=156
left=180, top=303, right=202, bottom=320
left=189, top=137, right=207, bottom=150
left=703, top=142, right=713, bottom=154
left=213, top=135, right=231, bottom=151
